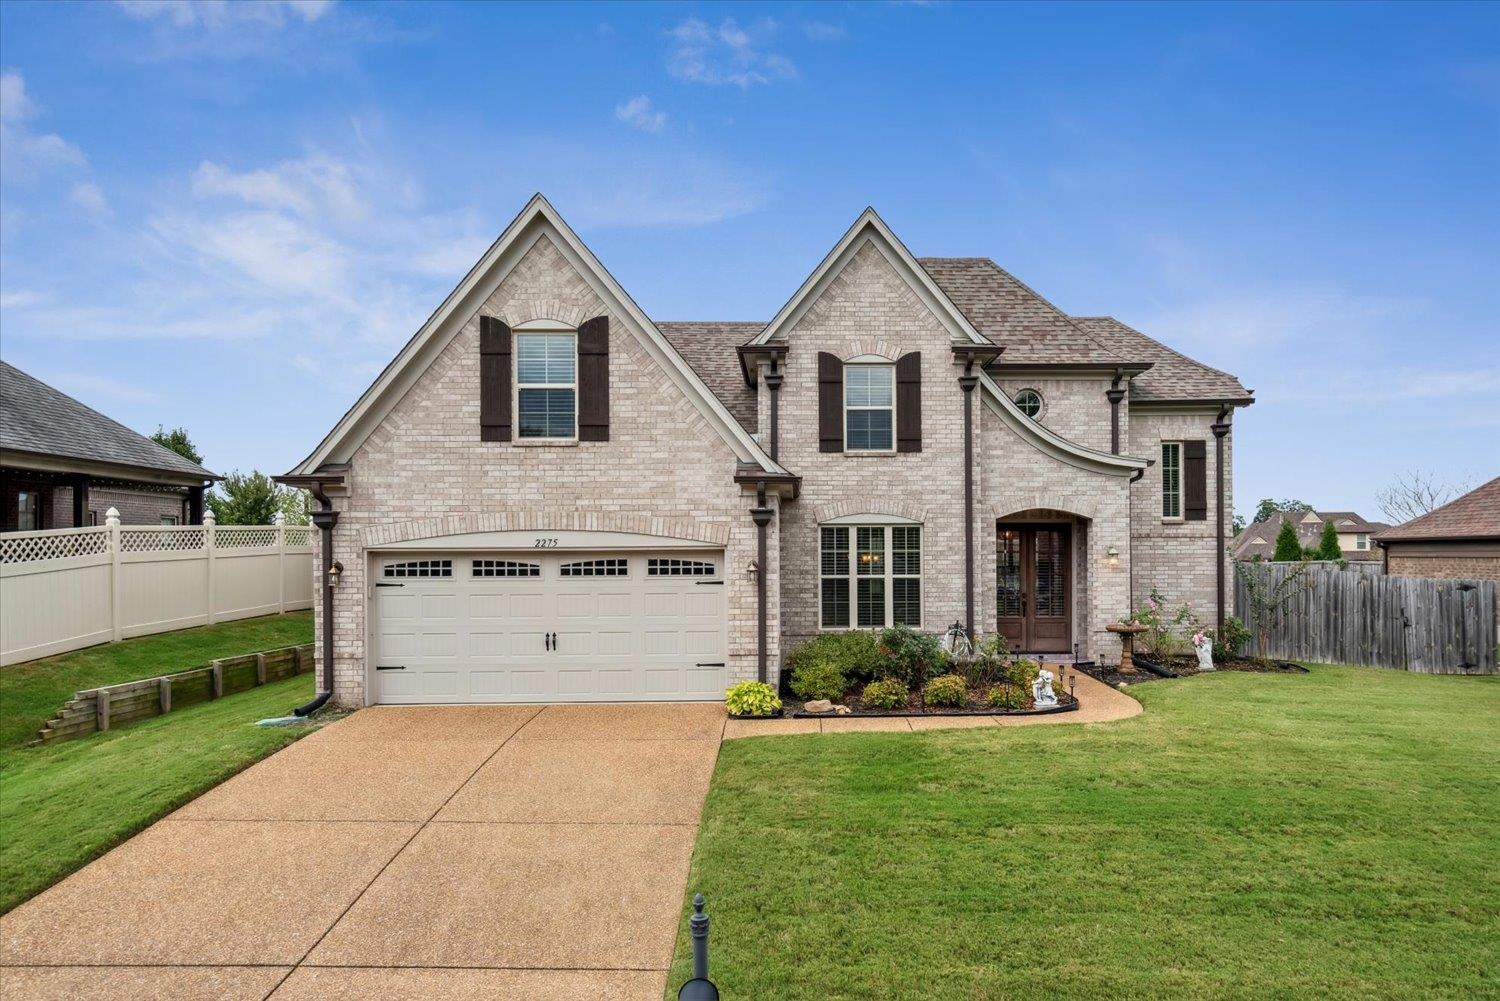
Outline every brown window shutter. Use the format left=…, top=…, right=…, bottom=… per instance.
left=479, top=316, right=511, bottom=442
left=1184, top=439, right=1208, bottom=521
left=896, top=351, right=922, bottom=452
left=577, top=315, right=610, bottom=442
left=818, top=352, right=843, bottom=452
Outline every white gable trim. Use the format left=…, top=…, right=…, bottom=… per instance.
left=750, top=208, right=989, bottom=347
left=290, top=194, right=788, bottom=477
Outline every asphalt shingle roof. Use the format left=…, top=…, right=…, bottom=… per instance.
left=0, top=361, right=216, bottom=480
left=1376, top=477, right=1500, bottom=542
left=1070, top=316, right=1253, bottom=404
left=656, top=322, right=762, bottom=434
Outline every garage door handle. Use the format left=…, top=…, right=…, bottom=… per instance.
left=376, top=664, right=405, bottom=671
left=696, top=662, right=725, bottom=668
left=375, top=582, right=404, bottom=588
left=695, top=580, right=724, bottom=585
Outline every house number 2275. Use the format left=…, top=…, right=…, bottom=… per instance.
left=533, top=538, right=559, bottom=548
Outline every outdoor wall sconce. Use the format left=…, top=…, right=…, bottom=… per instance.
left=746, top=559, right=760, bottom=579
left=327, top=560, right=344, bottom=589
left=1106, top=545, right=1120, bottom=569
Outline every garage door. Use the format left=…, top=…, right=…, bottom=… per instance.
left=372, top=551, right=726, bottom=703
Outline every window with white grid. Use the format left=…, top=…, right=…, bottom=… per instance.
left=472, top=559, right=541, bottom=578
left=383, top=559, right=452, bottom=578
left=647, top=558, right=717, bottom=577
left=560, top=558, right=628, bottom=577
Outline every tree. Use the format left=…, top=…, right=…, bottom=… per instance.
left=150, top=425, right=203, bottom=465
left=1376, top=469, right=1474, bottom=524
left=1252, top=497, right=1312, bottom=526
left=1314, top=519, right=1342, bottom=561
left=1236, top=559, right=1314, bottom=662
left=1231, top=513, right=1247, bottom=535
left=207, top=470, right=305, bottom=525
left=1272, top=518, right=1304, bottom=562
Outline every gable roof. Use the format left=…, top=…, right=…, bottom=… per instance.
left=1072, top=316, right=1253, bottom=405
left=1231, top=509, right=1391, bottom=561
left=0, top=361, right=216, bottom=482
left=658, top=322, right=760, bottom=434
left=1376, top=477, right=1500, bottom=543
left=287, top=195, right=788, bottom=479
left=917, top=258, right=1125, bottom=366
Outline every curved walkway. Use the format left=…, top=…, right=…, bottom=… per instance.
left=724, top=667, right=1141, bottom=739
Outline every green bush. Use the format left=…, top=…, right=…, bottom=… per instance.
left=875, top=625, right=946, bottom=688
left=1214, top=616, right=1251, bottom=662
left=1273, top=519, right=1304, bottom=562
left=1314, top=519, right=1342, bottom=561
left=790, top=658, right=846, bottom=702
left=952, top=654, right=1003, bottom=689
left=987, top=683, right=1028, bottom=711
left=862, top=678, right=909, bottom=711
left=724, top=681, right=781, bottom=717
left=923, top=674, right=969, bottom=708
left=784, top=630, right=884, bottom=684
left=1005, top=658, right=1041, bottom=688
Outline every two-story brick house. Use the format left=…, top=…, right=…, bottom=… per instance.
left=280, top=195, right=1251, bottom=707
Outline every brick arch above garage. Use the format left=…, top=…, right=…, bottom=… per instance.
left=358, top=511, right=733, bottom=550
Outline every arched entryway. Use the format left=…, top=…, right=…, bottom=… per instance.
left=995, top=508, right=1090, bottom=656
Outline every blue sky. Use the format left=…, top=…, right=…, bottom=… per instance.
left=1, top=1, right=1496, bottom=520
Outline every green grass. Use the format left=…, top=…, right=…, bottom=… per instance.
left=670, top=666, right=1499, bottom=1000
left=0, top=613, right=319, bottom=913
left=0, top=611, right=311, bottom=749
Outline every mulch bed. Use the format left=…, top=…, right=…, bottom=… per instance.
left=1089, top=656, right=1308, bottom=687
left=781, top=685, right=1081, bottom=718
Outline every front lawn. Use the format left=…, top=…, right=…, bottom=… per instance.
left=0, top=613, right=319, bottom=913
left=671, top=665, right=1499, bottom=999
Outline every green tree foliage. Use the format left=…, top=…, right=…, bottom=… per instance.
left=1314, top=519, right=1342, bottom=561
left=1253, top=497, right=1312, bottom=525
left=206, top=471, right=308, bottom=526
left=149, top=425, right=203, bottom=465
left=1272, top=518, right=1305, bottom=562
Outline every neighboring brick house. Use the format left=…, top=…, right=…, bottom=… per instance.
left=280, top=196, right=1252, bottom=707
left=1376, top=478, right=1500, bottom=639
left=0, top=361, right=217, bottom=531
left=1232, top=510, right=1391, bottom=562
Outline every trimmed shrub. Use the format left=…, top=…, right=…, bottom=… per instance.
left=784, top=630, right=884, bottom=685
left=790, top=658, right=846, bottom=702
left=923, top=674, right=969, bottom=708
left=862, top=678, right=909, bottom=711
left=1272, top=519, right=1304, bottom=562
left=1315, top=519, right=1342, bottom=561
left=987, top=683, right=1028, bottom=711
left=875, top=625, right=946, bottom=688
left=1005, top=658, right=1041, bottom=688
left=725, top=681, right=781, bottom=717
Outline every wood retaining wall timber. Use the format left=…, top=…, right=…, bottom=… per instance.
left=30, top=643, right=315, bottom=746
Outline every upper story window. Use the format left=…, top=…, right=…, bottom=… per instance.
left=845, top=362, right=894, bottom=451
left=515, top=331, right=577, bottom=439
left=1160, top=442, right=1182, bottom=520
left=1013, top=388, right=1044, bottom=419
left=1356, top=533, right=1369, bottom=551
left=820, top=523, right=921, bottom=629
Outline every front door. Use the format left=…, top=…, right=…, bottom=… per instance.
left=996, top=525, right=1072, bottom=653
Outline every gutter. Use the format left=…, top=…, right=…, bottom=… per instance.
left=275, top=473, right=343, bottom=716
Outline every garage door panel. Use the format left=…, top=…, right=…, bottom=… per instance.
left=374, top=549, right=725, bottom=704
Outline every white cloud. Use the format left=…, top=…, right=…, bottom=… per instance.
left=668, top=18, right=796, bottom=88
left=0, top=71, right=87, bottom=181
left=191, top=154, right=363, bottom=220
left=1142, top=287, right=1405, bottom=361
left=614, top=95, right=667, bottom=134
left=69, top=181, right=112, bottom=217
left=801, top=21, right=846, bottom=41
left=115, top=0, right=333, bottom=29
left=50, top=372, right=159, bottom=404
left=0, top=289, right=45, bottom=309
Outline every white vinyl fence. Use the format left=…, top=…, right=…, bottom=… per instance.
left=0, top=510, right=314, bottom=667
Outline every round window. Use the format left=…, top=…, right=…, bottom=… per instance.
left=1013, top=388, right=1043, bottom=419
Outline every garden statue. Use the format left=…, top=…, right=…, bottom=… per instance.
left=1031, top=668, right=1057, bottom=708
left=1193, top=630, right=1216, bottom=672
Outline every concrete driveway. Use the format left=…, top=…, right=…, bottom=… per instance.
left=0, top=703, right=726, bottom=1001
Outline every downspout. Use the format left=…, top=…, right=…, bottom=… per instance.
left=1129, top=465, right=1147, bottom=610
left=765, top=363, right=784, bottom=463
left=1211, top=407, right=1233, bottom=632
left=295, top=480, right=340, bottom=717
left=1106, top=369, right=1125, bottom=455
left=959, top=362, right=980, bottom=638
left=750, top=481, right=774, bottom=685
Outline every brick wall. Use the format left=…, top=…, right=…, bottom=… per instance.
left=994, top=376, right=1113, bottom=453
left=47, top=485, right=187, bottom=526
left=322, top=233, right=775, bottom=704
left=1386, top=549, right=1500, bottom=639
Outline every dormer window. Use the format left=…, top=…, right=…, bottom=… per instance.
left=844, top=361, right=894, bottom=452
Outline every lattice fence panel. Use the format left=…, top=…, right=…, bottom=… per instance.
left=0, top=529, right=110, bottom=565
left=215, top=528, right=278, bottom=548
left=120, top=529, right=206, bottom=553
left=284, top=527, right=313, bottom=547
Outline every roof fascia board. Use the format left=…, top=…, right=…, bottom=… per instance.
left=0, top=449, right=215, bottom=486
left=976, top=375, right=1147, bottom=475
left=750, top=208, right=988, bottom=348
left=292, top=194, right=786, bottom=477
left=993, top=362, right=1153, bottom=377
left=1129, top=399, right=1254, bottom=413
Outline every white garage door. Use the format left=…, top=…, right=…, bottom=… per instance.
left=372, top=551, right=726, bottom=703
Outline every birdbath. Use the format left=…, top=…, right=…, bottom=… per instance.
left=1106, top=622, right=1150, bottom=674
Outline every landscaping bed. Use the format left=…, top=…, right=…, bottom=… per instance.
left=786, top=687, right=1078, bottom=717
left=1095, top=656, right=1308, bottom=687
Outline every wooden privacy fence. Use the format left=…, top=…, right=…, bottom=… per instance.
left=32, top=642, right=315, bottom=745
left=1234, top=562, right=1496, bottom=674
left=0, top=512, right=314, bottom=667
